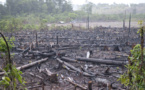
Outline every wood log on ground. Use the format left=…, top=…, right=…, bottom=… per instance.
left=61, top=45, right=80, bottom=47
left=52, top=44, right=128, bottom=48
left=28, top=51, right=56, bottom=57
left=56, top=47, right=79, bottom=50
left=43, top=68, right=58, bottom=83
left=56, top=58, right=94, bottom=77
left=0, top=58, right=48, bottom=76
left=29, top=72, right=43, bottom=80
left=103, top=58, right=127, bottom=61
left=17, top=58, right=48, bottom=70
left=61, top=57, right=77, bottom=62
left=62, top=65, right=76, bottom=73
left=39, top=52, right=56, bottom=57
left=76, top=57, right=126, bottom=66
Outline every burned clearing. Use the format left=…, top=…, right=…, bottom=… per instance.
left=0, top=26, right=141, bottom=90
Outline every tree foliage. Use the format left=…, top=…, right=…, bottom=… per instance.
left=4, top=0, right=72, bottom=16
left=0, top=35, right=26, bottom=90
left=118, top=22, right=145, bottom=89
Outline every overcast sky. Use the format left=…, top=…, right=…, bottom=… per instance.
left=71, top=0, right=145, bottom=5
left=0, top=0, right=145, bottom=5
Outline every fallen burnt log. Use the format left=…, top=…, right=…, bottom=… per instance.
left=61, top=57, right=77, bottom=62
left=60, top=44, right=80, bottom=47
left=76, top=57, right=127, bottom=66
left=56, top=47, right=79, bottom=50
left=17, top=58, right=48, bottom=70
left=0, top=58, right=48, bottom=76
left=29, top=72, right=43, bottom=80
left=28, top=51, right=56, bottom=57
left=56, top=58, right=94, bottom=77
left=55, top=44, right=126, bottom=47
left=39, top=52, right=56, bottom=57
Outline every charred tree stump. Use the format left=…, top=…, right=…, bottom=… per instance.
left=88, top=81, right=93, bottom=90
left=36, top=32, right=38, bottom=47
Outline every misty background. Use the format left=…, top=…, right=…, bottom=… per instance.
left=0, top=0, right=145, bottom=31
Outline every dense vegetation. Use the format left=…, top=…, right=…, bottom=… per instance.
left=0, top=0, right=75, bottom=32
left=0, top=34, right=26, bottom=90
left=0, top=0, right=73, bottom=23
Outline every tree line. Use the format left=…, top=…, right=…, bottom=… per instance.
left=0, top=0, right=72, bottom=16
left=0, top=1, right=145, bottom=32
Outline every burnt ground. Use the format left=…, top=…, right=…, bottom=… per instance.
left=0, top=26, right=142, bottom=90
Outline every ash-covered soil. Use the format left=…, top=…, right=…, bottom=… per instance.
left=0, top=27, right=141, bottom=90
